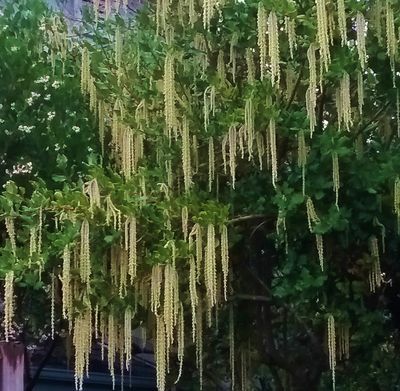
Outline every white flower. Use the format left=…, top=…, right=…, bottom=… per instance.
left=0, top=104, right=3, bottom=110
left=52, top=80, right=61, bottom=89
left=18, top=125, right=35, bottom=133
left=34, top=76, right=50, bottom=84
left=54, top=143, right=60, bottom=151
left=72, top=126, right=80, bottom=133
left=31, top=92, right=40, bottom=98
left=44, top=94, right=51, bottom=101
left=0, top=119, right=4, bottom=124
left=47, top=111, right=56, bottom=121
left=26, top=97, right=34, bottom=106
left=10, top=46, right=18, bottom=52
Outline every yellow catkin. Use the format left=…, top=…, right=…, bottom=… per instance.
left=316, top=234, right=324, bottom=271
left=332, top=152, right=340, bottom=207
left=124, top=307, right=132, bottom=370
left=188, top=0, right=197, bottom=27
left=269, top=118, right=278, bottom=188
left=245, top=98, right=255, bottom=160
left=80, top=219, right=91, bottom=285
left=285, top=17, right=296, bottom=59
left=62, top=245, right=71, bottom=320
left=105, top=195, right=121, bottom=231
left=356, top=12, right=367, bottom=70
left=189, top=255, right=198, bottom=341
left=220, top=225, right=229, bottom=300
left=119, top=248, right=128, bottom=298
left=257, top=3, right=267, bottom=80
left=164, top=51, right=176, bottom=134
left=125, top=216, right=137, bottom=283
left=83, top=179, right=101, bottom=218
left=268, top=11, right=280, bottom=86
left=337, top=0, right=347, bottom=46
left=29, top=227, right=36, bottom=265
left=208, top=137, right=215, bottom=192
left=4, top=271, right=14, bottom=342
left=357, top=71, right=364, bottom=116
left=5, top=216, right=16, bottom=256
left=228, top=125, right=237, bottom=188
left=297, top=130, right=307, bottom=195
left=229, top=33, right=238, bottom=83
left=306, top=197, right=320, bottom=232
left=385, top=1, right=397, bottom=84
left=328, top=315, right=336, bottom=391
left=97, top=102, right=105, bottom=149
left=246, top=48, right=255, bottom=84
left=156, top=315, right=166, bottom=391
left=182, top=116, right=192, bottom=192
left=316, top=0, right=331, bottom=73
left=205, top=224, right=217, bottom=308
left=175, top=302, right=185, bottom=383
left=306, top=43, right=317, bottom=137
left=163, top=264, right=177, bottom=348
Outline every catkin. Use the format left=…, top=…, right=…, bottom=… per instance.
left=83, top=179, right=101, bottom=218
left=164, top=51, right=176, bottom=133
left=246, top=48, right=255, bottom=84
left=220, top=225, right=229, bottom=300
left=151, top=265, right=163, bottom=315
left=208, top=137, right=215, bottom=192
left=228, top=125, right=237, bottom=188
left=297, top=130, right=307, bottom=195
left=182, top=116, right=192, bottom=192
left=269, top=118, right=277, bottom=188
left=175, top=302, right=185, bottom=383
left=316, top=234, right=324, bottom=271
left=316, top=0, right=331, bottom=73
left=285, top=17, right=296, bottom=59
left=4, top=271, right=14, bottom=342
left=328, top=315, right=336, bottom=391
left=332, top=152, right=340, bottom=207
left=156, top=315, right=166, bottom=391
left=189, top=255, right=198, bottom=341
left=337, top=0, right=347, bottom=46
left=385, top=1, right=397, bottom=83
left=205, top=224, right=217, bottom=308
left=356, top=12, right=367, bottom=70
left=306, top=44, right=317, bottom=137
left=62, top=245, right=71, bottom=319
left=268, top=11, right=280, bottom=86
left=357, top=71, right=364, bottom=116
left=257, top=3, right=267, bottom=80
left=80, top=47, right=90, bottom=94
left=80, top=219, right=91, bottom=285
left=229, top=33, right=238, bottom=83
left=306, top=197, right=320, bottom=232
left=124, top=307, right=132, bottom=370
left=245, top=98, right=255, bottom=160
left=5, top=217, right=16, bottom=256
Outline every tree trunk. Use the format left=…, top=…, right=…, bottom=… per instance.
left=0, top=341, right=25, bottom=391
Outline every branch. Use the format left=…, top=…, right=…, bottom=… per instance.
left=285, top=64, right=304, bottom=109
left=228, top=214, right=268, bottom=225
left=230, top=293, right=271, bottom=303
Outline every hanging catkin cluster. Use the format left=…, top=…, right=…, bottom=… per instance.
left=203, top=0, right=217, bottom=30
left=316, top=0, right=331, bottom=72
left=80, top=47, right=90, bottom=94
left=5, top=216, right=16, bottom=256
left=124, top=216, right=137, bottom=282
left=332, top=152, right=340, bottom=207
left=269, top=118, right=278, bottom=187
left=182, top=116, right=192, bottom=192
left=245, top=98, right=255, bottom=159
left=83, top=179, right=101, bottom=218
left=80, top=219, right=91, bottom=285
left=385, top=1, right=397, bottom=82
left=285, top=16, right=296, bottom=59
left=205, top=224, right=217, bottom=307
left=337, top=73, right=352, bottom=131
left=337, top=324, right=350, bottom=361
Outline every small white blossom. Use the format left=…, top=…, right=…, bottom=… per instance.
left=26, top=97, right=34, bottom=106
left=54, top=143, right=60, bottom=151
left=52, top=81, right=61, bottom=89
left=72, top=126, right=80, bottom=133
left=34, top=76, right=50, bottom=84
left=47, top=111, right=55, bottom=121
left=44, top=94, right=51, bottom=101
left=10, top=46, right=18, bottom=52
left=0, top=119, right=4, bottom=124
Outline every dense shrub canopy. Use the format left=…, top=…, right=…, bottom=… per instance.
left=1, top=0, right=400, bottom=390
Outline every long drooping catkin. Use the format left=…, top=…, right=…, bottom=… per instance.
left=156, top=315, right=166, bottom=391
left=5, top=217, right=16, bottom=256
left=182, top=116, right=192, bottom=192
left=328, top=315, right=336, bottom=390
left=220, top=225, right=229, bottom=300
left=124, top=216, right=137, bottom=283
left=332, top=152, right=340, bottom=207
left=356, top=12, right=367, bottom=70
left=205, top=224, right=217, bottom=307
left=385, top=0, right=397, bottom=83
left=4, top=271, right=14, bottom=342
left=257, top=3, right=267, bottom=80
left=269, top=118, right=277, bottom=188
left=306, top=44, right=317, bottom=137
left=285, top=17, right=296, bottom=59
left=268, top=11, right=280, bottom=86
left=245, top=98, right=255, bottom=160
left=62, top=245, right=71, bottom=319
left=208, top=137, right=215, bottom=192
left=316, top=0, right=331, bottom=72
left=164, top=51, right=176, bottom=133
left=80, top=219, right=91, bottom=285
left=337, top=0, right=347, bottom=46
